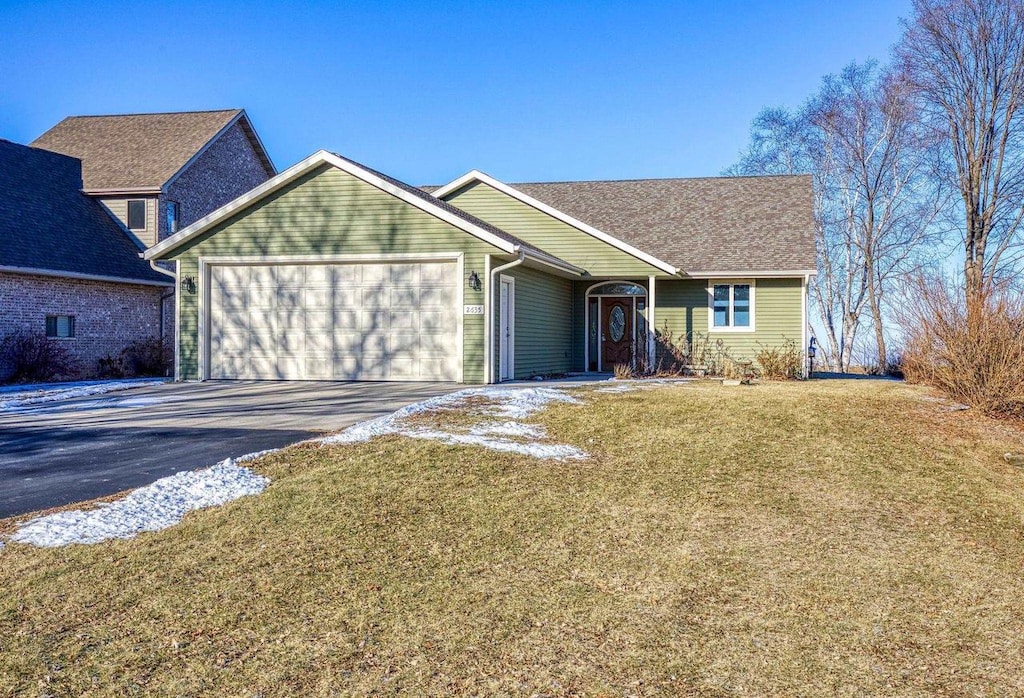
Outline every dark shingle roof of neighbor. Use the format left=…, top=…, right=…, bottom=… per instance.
left=331, top=154, right=567, bottom=264
left=0, top=139, right=169, bottom=284
left=509, top=175, right=817, bottom=273
left=30, top=109, right=271, bottom=192
left=427, top=174, right=817, bottom=274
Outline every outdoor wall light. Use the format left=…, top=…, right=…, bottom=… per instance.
left=468, top=271, right=482, bottom=292
left=180, top=275, right=197, bottom=295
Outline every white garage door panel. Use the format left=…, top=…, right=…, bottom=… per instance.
left=209, top=261, right=458, bottom=381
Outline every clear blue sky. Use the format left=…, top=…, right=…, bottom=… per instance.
left=0, top=0, right=910, bottom=185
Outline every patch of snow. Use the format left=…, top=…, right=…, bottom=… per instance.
left=319, top=388, right=484, bottom=445
left=319, top=386, right=587, bottom=460
left=0, top=379, right=167, bottom=411
left=406, top=429, right=587, bottom=460
left=476, top=387, right=582, bottom=420
left=10, top=461, right=268, bottom=548
left=469, top=421, right=546, bottom=438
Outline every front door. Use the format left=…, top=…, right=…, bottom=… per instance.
left=601, top=297, right=633, bottom=369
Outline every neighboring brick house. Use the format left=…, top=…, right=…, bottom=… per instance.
left=32, top=109, right=275, bottom=248
left=0, top=140, right=172, bottom=378
left=0, top=110, right=275, bottom=380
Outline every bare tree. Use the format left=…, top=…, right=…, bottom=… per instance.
left=898, top=0, right=1024, bottom=301
left=808, top=63, right=945, bottom=369
left=728, top=62, right=942, bottom=371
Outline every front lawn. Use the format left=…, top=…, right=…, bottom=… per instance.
left=3, top=380, right=1024, bottom=695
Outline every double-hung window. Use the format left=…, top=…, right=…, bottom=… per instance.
left=709, top=281, right=754, bottom=331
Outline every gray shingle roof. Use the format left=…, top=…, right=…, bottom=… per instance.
left=30, top=109, right=272, bottom=192
left=0, top=139, right=169, bottom=284
left=507, top=175, right=816, bottom=274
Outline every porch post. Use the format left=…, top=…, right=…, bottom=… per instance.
left=648, top=275, right=656, bottom=369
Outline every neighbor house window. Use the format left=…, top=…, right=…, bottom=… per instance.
left=45, top=315, right=75, bottom=339
left=709, top=282, right=754, bottom=331
left=127, top=199, right=146, bottom=230
left=166, top=201, right=179, bottom=233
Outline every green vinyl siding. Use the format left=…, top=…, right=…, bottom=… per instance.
left=443, top=181, right=666, bottom=277
left=495, top=265, right=574, bottom=379
left=162, top=165, right=507, bottom=382
left=654, top=277, right=805, bottom=361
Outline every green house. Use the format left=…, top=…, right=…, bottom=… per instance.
left=145, top=151, right=815, bottom=383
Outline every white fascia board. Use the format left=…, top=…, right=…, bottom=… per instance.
left=85, top=187, right=162, bottom=196
left=683, top=269, right=818, bottom=279
left=518, top=247, right=585, bottom=276
left=145, top=151, right=519, bottom=261
left=432, top=170, right=680, bottom=276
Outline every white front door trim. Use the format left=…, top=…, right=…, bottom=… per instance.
left=583, top=280, right=648, bottom=373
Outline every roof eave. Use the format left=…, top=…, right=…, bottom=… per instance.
left=681, top=268, right=818, bottom=279
left=0, top=264, right=173, bottom=287
left=84, top=187, right=162, bottom=196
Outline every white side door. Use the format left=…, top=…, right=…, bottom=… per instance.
left=499, top=275, right=514, bottom=381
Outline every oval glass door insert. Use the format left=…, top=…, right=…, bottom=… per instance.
left=609, top=306, right=626, bottom=342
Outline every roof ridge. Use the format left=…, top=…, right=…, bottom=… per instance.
left=511, top=173, right=812, bottom=186
left=56, top=108, right=242, bottom=120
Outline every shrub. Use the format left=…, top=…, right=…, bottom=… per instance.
left=121, top=338, right=172, bottom=377
left=900, top=277, right=1024, bottom=418
left=96, top=338, right=171, bottom=378
left=0, top=331, right=79, bottom=383
left=96, top=354, right=129, bottom=379
left=756, top=339, right=804, bottom=380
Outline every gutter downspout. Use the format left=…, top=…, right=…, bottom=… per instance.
left=486, top=251, right=525, bottom=384
left=149, top=259, right=177, bottom=376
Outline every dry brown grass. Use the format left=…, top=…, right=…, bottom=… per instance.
left=3, top=380, right=1024, bottom=695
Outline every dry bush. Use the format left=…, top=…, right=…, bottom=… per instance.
left=612, top=363, right=634, bottom=379
left=97, top=338, right=172, bottom=378
left=900, top=277, right=1024, bottom=417
left=756, top=339, right=804, bottom=380
left=0, top=331, right=79, bottom=383
left=654, top=323, right=733, bottom=376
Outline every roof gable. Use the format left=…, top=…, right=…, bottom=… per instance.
left=30, top=109, right=274, bottom=193
left=145, top=151, right=582, bottom=275
left=0, top=139, right=170, bottom=284
left=432, top=171, right=678, bottom=275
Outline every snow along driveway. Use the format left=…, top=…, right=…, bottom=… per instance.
left=0, top=379, right=168, bottom=410
left=2, top=384, right=590, bottom=548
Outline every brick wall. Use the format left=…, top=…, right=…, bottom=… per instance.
left=160, top=121, right=272, bottom=242
left=0, top=272, right=170, bottom=379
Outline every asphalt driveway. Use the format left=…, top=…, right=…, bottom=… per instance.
left=0, top=381, right=459, bottom=518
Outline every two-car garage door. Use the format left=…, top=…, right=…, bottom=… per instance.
left=208, top=261, right=459, bottom=381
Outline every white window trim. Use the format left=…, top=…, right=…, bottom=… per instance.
left=707, top=279, right=756, bottom=333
